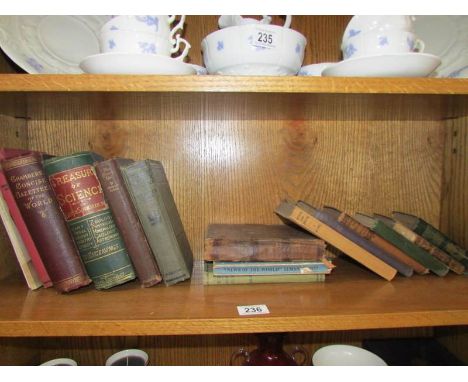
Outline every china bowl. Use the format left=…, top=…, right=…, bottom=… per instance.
left=201, top=24, right=306, bottom=75
left=312, top=344, right=387, bottom=366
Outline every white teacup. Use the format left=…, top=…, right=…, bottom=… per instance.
left=343, top=15, right=415, bottom=43
left=100, top=30, right=191, bottom=60
left=106, top=349, right=149, bottom=366
left=342, top=30, right=424, bottom=59
left=312, top=345, right=387, bottom=366
left=102, top=15, right=186, bottom=41
left=40, top=358, right=77, bottom=366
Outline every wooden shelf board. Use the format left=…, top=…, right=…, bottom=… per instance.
left=1, top=259, right=467, bottom=337
left=0, top=74, right=467, bottom=94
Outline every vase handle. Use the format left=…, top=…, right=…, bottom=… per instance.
left=290, top=345, right=309, bottom=366
left=230, top=348, right=250, bottom=366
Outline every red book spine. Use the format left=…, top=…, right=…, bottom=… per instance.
left=2, top=153, right=92, bottom=292
left=0, top=148, right=52, bottom=287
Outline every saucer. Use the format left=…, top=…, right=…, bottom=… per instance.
left=0, top=15, right=110, bottom=73
left=321, top=53, right=441, bottom=77
left=79, top=53, right=196, bottom=75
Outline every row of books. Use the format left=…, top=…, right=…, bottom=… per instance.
left=275, top=200, right=468, bottom=280
left=202, top=223, right=334, bottom=285
left=0, top=148, right=193, bottom=292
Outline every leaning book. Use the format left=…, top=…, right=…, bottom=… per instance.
left=121, top=159, right=193, bottom=286
left=44, top=151, right=136, bottom=290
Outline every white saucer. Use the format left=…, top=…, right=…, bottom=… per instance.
left=79, top=53, right=196, bottom=75
left=0, top=16, right=109, bottom=73
left=321, top=53, right=441, bottom=78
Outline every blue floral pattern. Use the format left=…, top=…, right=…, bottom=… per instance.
left=139, top=42, right=157, bottom=54
left=348, top=29, right=361, bottom=38
left=136, top=16, right=159, bottom=27
left=378, top=36, right=389, bottom=46
left=26, top=57, right=43, bottom=73
left=343, top=43, right=357, bottom=58
left=110, top=25, right=119, bottom=30
left=217, top=41, right=224, bottom=51
left=108, top=39, right=116, bottom=49
left=295, top=43, right=301, bottom=54
left=407, top=37, right=415, bottom=51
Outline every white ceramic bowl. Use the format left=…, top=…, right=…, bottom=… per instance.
left=312, top=345, right=387, bottom=366
left=343, top=15, right=415, bottom=44
left=40, top=358, right=77, bottom=366
left=201, top=24, right=307, bottom=75
left=342, top=30, right=424, bottom=59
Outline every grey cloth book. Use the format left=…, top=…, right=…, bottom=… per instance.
left=121, top=160, right=193, bottom=286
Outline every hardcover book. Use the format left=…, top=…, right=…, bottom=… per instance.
left=43, top=151, right=136, bottom=290
left=275, top=199, right=397, bottom=281
left=204, top=224, right=327, bottom=262
left=353, top=213, right=449, bottom=277
left=2, top=153, right=92, bottom=292
left=211, top=261, right=332, bottom=276
left=375, top=214, right=464, bottom=275
left=392, top=211, right=468, bottom=267
left=95, top=158, right=162, bottom=287
left=0, top=192, right=42, bottom=289
left=203, top=263, right=325, bottom=285
left=0, top=148, right=52, bottom=288
left=121, top=160, right=193, bottom=286
left=323, top=206, right=426, bottom=275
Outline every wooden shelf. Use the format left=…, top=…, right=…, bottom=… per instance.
left=1, top=75, right=467, bottom=121
left=1, top=259, right=467, bottom=337
left=0, top=74, right=467, bottom=94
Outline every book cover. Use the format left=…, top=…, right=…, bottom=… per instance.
left=375, top=214, right=464, bottom=275
left=211, top=261, right=332, bottom=276
left=2, top=153, right=92, bottom=292
left=392, top=211, right=468, bottom=266
left=275, top=200, right=397, bottom=281
left=312, top=205, right=413, bottom=277
left=354, top=213, right=449, bottom=277
left=121, top=160, right=193, bottom=286
left=95, top=158, right=162, bottom=287
left=0, top=148, right=52, bottom=288
left=204, top=224, right=327, bottom=262
left=323, top=206, right=427, bottom=275
left=203, top=263, right=325, bottom=285
left=43, top=151, right=136, bottom=290
left=0, top=191, right=42, bottom=290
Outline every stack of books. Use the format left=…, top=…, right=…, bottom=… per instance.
left=0, top=148, right=193, bottom=292
left=202, top=223, right=333, bottom=285
left=275, top=199, right=467, bottom=281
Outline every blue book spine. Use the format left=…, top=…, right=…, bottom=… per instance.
left=212, top=263, right=331, bottom=276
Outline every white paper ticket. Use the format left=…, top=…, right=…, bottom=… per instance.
left=237, top=304, right=270, bottom=316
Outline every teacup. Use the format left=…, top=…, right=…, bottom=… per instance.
left=312, top=344, right=387, bottom=366
left=106, top=349, right=149, bottom=366
left=102, top=15, right=186, bottom=41
left=342, top=15, right=415, bottom=43
left=100, top=30, right=191, bottom=60
left=342, top=30, right=424, bottom=59
left=40, top=358, right=77, bottom=366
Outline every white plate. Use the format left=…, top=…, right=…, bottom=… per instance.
left=0, top=15, right=110, bottom=73
left=312, top=345, right=387, bottom=366
left=321, top=52, right=441, bottom=77
left=80, top=52, right=196, bottom=75
left=414, top=16, right=468, bottom=78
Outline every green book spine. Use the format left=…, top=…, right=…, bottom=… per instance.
left=412, top=220, right=468, bottom=265
left=372, top=221, right=449, bottom=277
left=121, top=160, right=193, bottom=286
left=43, top=152, right=135, bottom=289
left=203, top=264, right=325, bottom=285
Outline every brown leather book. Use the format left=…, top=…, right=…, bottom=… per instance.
left=329, top=208, right=429, bottom=275
left=204, top=224, right=327, bottom=262
left=1, top=153, right=92, bottom=292
left=95, top=158, right=162, bottom=287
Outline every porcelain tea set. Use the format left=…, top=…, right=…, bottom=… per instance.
left=0, top=15, right=450, bottom=77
